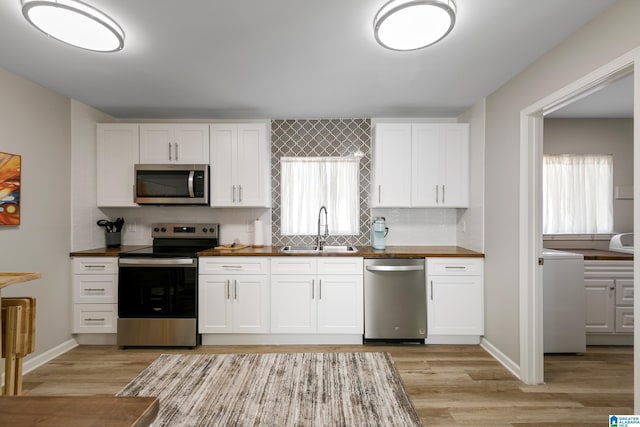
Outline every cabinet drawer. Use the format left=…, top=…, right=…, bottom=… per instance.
left=74, top=275, right=117, bottom=303
left=427, top=258, right=482, bottom=275
left=616, top=279, right=634, bottom=306
left=615, top=306, right=634, bottom=333
left=199, top=257, right=268, bottom=274
left=73, top=304, right=117, bottom=333
left=73, top=257, right=118, bottom=274
left=318, top=257, right=363, bottom=275
left=271, top=257, right=317, bottom=275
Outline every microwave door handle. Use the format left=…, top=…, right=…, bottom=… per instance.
left=188, top=170, right=195, bottom=198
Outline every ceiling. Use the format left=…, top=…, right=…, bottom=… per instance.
left=546, top=73, right=633, bottom=118
left=0, top=0, right=619, bottom=119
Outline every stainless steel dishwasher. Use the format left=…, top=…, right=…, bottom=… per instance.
left=363, top=258, right=427, bottom=343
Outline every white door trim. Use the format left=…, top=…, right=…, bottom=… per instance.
left=519, top=47, right=639, bottom=388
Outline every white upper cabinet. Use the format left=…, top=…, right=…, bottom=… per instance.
left=372, top=122, right=469, bottom=208
left=97, top=123, right=139, bottom=207
left=372, top=123, right=412, bottom=206
left=210, top=123, right=271, bottom=207
left=139, top=124, right=209, bottom=164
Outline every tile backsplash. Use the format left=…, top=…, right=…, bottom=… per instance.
left=271, top=119, right=372, bottom=246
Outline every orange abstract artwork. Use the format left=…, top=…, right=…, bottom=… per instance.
left=0, top=152, right=21, bottom=225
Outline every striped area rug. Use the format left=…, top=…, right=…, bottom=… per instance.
left=117, top=352, right=421, bottom=426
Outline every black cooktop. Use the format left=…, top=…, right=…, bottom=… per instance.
left=119, top=238, right=217, bottom=258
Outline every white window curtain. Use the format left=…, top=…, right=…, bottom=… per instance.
left=543, top=154, right=613, bottom=234
left=281, top=157, right=359, bottom=235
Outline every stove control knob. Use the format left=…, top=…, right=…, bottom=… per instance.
left=160, top=227, right=167, bottom=233
left=209, top=228, right=216, bottom=233
left=202, top=227, right=208, bottom=233
left=153, top=227, right=160, bottom=232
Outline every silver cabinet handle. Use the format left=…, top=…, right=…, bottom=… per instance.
left=222, top=265, right=243, bottom=269
left=85, top=318, right=105, bottom=322
left=435, top=185, right=439, bottom=203
left=232, top=185, right=236, bottom=203
left=319, top=279, right=322, bottom=300
left=366, top=265, right=425, bottom=272
left=84, top=265, right=107, bottom=270
left=234, top=280, right=238, bottom=300
left=445, top=266, right=466, bottom=270
left=378, top=185, right=381, bottom=203
left=442, top=185, right=446, bottom=204
left=84, top=288, right=106, bottom=292
left=226, top=280, right=231, bottom=300
left=174, top=142, right=179, bottom=161
left=168, top=142, right=172, bottom=161
left=312, top=279, right=315, bottom=300
left=430, top=280, right=434, bottom=301
left=239, top=185, right=243, bottom=203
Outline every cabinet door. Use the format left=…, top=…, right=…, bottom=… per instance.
left=236, top=123, right=268, bottom=207
left=73, top=274, right=117, bottom=303
left=411, top=124, right=440, bottom=207
left=232, top=275, right=269, bottom=333
left=73, top=304, right=117, bottom=333
left=584, top=279, right=615, bottom=333
left=174, top=124, right=210, bottom=163
left=615, top=307, right=634, bottom=333
left=139, top=124, right=174, bottom=164
left=439, top=124, right=469, bottom=207
left=317, top=275, right=363, bottom=334
left=210, top=124, right=237, bottom=206
left=270, top=275, right=316, bottom=333
left=198, top=275, right=233, bottom=333
left=427, top=275, right=483, bottom=335
left=372, top=123, right=411, bottom=207
left=97, top=124, right=139, bottom=207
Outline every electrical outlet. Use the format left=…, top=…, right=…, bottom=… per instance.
left=127, top=222, right=137, bottom=232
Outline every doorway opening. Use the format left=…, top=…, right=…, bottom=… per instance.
left=519, top=48, right=638, bottom=390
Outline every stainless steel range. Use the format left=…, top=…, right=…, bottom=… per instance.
left=117, top=222, right=219, bottom=347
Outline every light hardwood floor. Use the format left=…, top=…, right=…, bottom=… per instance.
left=22, top=344, right=632, bottom=426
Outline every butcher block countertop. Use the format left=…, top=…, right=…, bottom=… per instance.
left=69, top=245, right=149, bottom=257
left=70, top=245, right=484, bottom=258
left=562, top=249, right=633, bottom=261
left=198, top=245, right=484, bottom=258
left=0, top=272, right=41, bottom=290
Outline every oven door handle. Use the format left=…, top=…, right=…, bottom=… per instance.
left=119, top=258, right=196, bottom=267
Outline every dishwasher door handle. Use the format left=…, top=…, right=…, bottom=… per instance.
left=366, top=265, right=424, bottom=272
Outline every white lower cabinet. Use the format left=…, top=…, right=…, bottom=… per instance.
left=198, top=257, right=269, bottom=333
left=584, top=260, right=633, bottom=343
left=270, top=257, right=363, bottom=334
left=426, top=258, right=484, bottom=342
left=72, top=257, right=118, bottom=333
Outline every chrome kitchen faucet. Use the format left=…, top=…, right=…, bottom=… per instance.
left=317, top=206, right=328, bottom=250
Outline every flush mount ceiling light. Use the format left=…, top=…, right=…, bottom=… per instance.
left=374, top=0, right=456, bottom=51
left=21, top=0, right=124, bottom=52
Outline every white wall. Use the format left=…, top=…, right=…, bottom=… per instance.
left=484, top=0, right=640, bottom=365
left=71, top=100, right=116, bottom=251
left=457, top=99, right=486, bottom=252
left=0, top=66, right=72, bottom=362
left=544, top=118, right=633, bottom=234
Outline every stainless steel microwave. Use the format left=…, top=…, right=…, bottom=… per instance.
left=134, top=164, right=209, bottom=205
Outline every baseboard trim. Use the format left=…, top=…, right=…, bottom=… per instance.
left=22, top=338, right=79, bottom=376
left=480, top=337, right=521, bottom=380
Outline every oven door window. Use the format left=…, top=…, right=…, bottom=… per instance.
left=118, top=266, right=196, bottom=318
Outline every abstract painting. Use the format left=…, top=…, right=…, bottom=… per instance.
left=0, top=152, right=21, bottom=225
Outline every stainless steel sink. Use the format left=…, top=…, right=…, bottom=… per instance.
left=320, top=245, right=358, bottom=253
left=279, top=245, right=358, bottom=254
left=279, top=245, right=319, bottom=253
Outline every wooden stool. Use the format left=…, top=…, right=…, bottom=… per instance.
left=1, top=297, right=36, bottom=395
